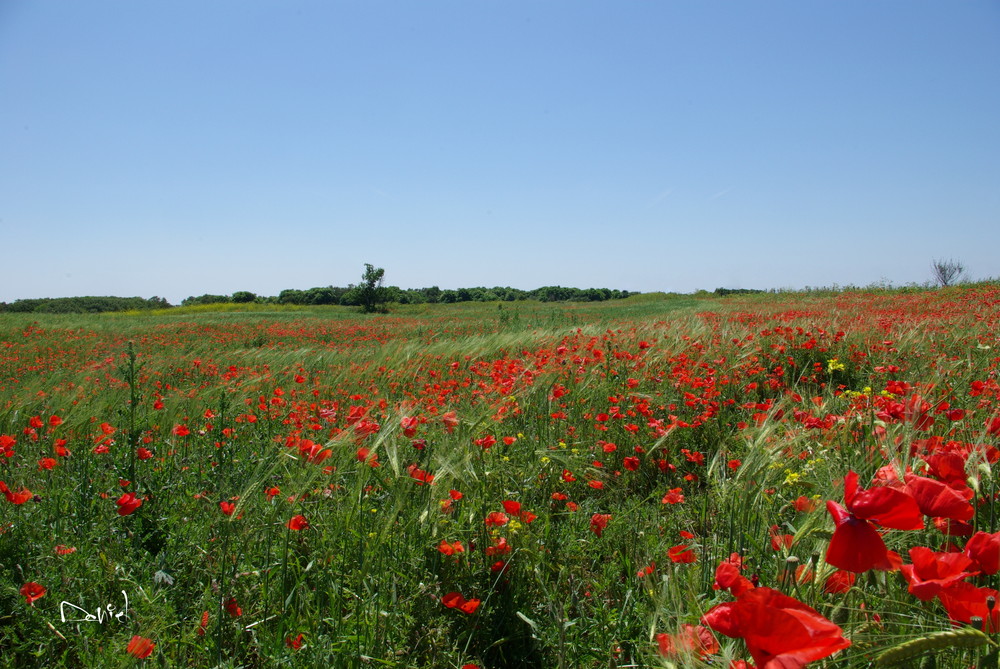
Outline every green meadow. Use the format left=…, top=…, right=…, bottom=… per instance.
left=2, top=284, right=1000, bottom=668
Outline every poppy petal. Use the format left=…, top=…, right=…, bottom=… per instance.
left=825, top=517, right=887, bottom=573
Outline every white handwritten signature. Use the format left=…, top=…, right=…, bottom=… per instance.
left=59, top=590, right=129, bottom=624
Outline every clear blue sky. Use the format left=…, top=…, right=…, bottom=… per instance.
left=2, top=1, right=998, bottom=304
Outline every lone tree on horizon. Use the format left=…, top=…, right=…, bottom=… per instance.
left=931, top=258, right=966, bottom=287
left=358, top=263, right=388, bottom=313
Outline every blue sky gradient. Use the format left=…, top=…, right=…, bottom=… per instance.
left=2, top=1, right=998, bottom=304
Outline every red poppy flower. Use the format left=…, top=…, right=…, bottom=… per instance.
left=965, top=531, right=1000, bottom=575
left=938, top=581, right=1000, bottom=632
left=473, top=434, right=496, bottom=449
left=662, top=487, right=685, bottom=505
left=825, top=471, right=923, bottom=573
left=656, top=624, right=720, bottom=660
left=116, top=492, right=143, bottom=516
left=1, top=480, right=31, bottom=505
left=197, top=610, right=209, bottom=636
left=54, top=545, right=76, bottom=555
left=356, top=447, right=380, bottom=467
left=934, top=517, right=974, bottom=537
left=822, top=570, right=855, bottom=595
left=299, top=440, right=332, bottom=465
left=458, top=598, right=481, bottom=614
left=224, top=597, right=242, bottom=617
left=843, top=471, right=923, bottom=528
left=903, top=473, right=974, bottom=521
left=286, top=515, right=309, bottom=531
left=702, top=586, right=850, bottom=667
left=172, top=424, right=190, bottom=437
left=438, top=539, right=465, bottom=556
left=484, top=511, right=509, bottom=527
left=285, top=633, right=305, bottom=649
left=406, top=463, right=434, bottom=485
left=668, top=544, right=697, bottom=564
left=20, top=582, right=45, bottom=605
left=441, top=592, right=480, bottom=614
left=126, top=635, right=155, bottom=659
left=590, top=513, right=611, bottom=537
left=136, top=447, right=153, bottom=460
left=777, top=564, right=814, bottom=587
left=483, top=536, right=510, bottom=556
left=922, top=451, right=969, bottom=487
left=712, top=561, right=754, bottom=597
left=441, top=411, right=459, bottom=433
left=793, top=496, right=818, bottom=512
left=400, top=416, right=418, bottom=437
left=900, top=546, right=977, bottom=601
left=219, top=501, right=236, bottom=516
left=769, top=525, right=794, bottom=551
left=502, top=500, right=522, bottom=516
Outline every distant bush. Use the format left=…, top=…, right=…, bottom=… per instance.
left=0, top=296, right=171, bottom=314
left=181, top=294, right=231, bottom=307
left=3, top=283, right=638, bottom=314
left=231, top=291, right=257, bottom=303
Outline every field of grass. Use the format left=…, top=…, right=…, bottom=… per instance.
left=2, top=285, right=1000, bottom=668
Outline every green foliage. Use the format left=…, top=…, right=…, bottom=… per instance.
left=0, top=295, right=170, bottom=313
left=358, top=263, right=388, bottom=313
left=230, top=291, right=257, bottom=304
left=714, top=287, right=766, bottom=296
left=3, top=284, right=1000, bottom=666
left=182, top=294, right=232, bottom=307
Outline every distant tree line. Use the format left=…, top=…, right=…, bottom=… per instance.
left=182, top=285, right=634, bottom=307
left=713, top=287, right=766, bottom=296
left=0, top=285, right=635, bottom=315
left=0, top=296, right=171, bottom=314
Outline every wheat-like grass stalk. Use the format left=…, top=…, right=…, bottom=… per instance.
left=875, top=627, right=996, bottom=666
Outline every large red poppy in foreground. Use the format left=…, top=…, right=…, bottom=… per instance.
left=825, top=471, right=923, bottom=573
left=702, top=586, right=850, bottom=668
